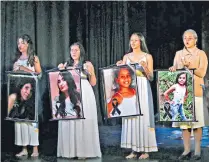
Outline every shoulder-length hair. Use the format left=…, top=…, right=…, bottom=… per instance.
left=14, top=34, right=36, bottom=66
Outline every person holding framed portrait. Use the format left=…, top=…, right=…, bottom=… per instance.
left=169, top=29, right=208, bottom=160
left=116, top=32, right=158, bottom=159
left=12, top=34, right=42, bottom=157
left=57, top=42, right=101, bottom=159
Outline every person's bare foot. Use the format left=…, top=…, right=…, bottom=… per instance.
left=31, top=152, right=39, bottom=157
left=15, top=150, right=28, bottom=157
left=139, top=153, right=149, bottom=159
left=126, top=152, right=137, bottom=159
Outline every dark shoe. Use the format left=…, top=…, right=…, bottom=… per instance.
left=178, top=152, right=191, bottom=160
left=191, top=155, right=201, bottom=160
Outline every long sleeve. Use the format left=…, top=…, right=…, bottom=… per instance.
left=194, top=51, right=208, bottom=78
left=173, top=51, right=184, bottom=69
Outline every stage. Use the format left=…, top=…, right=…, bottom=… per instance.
left=1, top=125, right=209, bottom=162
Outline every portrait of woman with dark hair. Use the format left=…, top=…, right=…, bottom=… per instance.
left=52, top=71, right=81, bottom=119
left=8, top=77, right=35, bottom=120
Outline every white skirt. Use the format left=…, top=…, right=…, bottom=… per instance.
left=121, top=77, right=158, bottom=152
left=57, top=79, right=101, bottom=158
left=15, top=122, right=39, bottom=146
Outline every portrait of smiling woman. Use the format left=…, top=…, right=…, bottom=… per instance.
left=106, top=67, right=138, bottom=118
left=8, top=77, right=36, bottom=120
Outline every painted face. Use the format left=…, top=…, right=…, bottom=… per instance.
left=116, top=68, right=131, bottom=88
left=130, top=34, right=141, bottom=49
left=183, top=32, right=197, bottom=48
left=57, top=74, right=69, bottom=92
left=178, top=73, right=186, bottom=86
left=70, top=45, right=80, bottom=62
left=20, top=83, right=32, bottom=101
left=17, top=38, right=28, bottom=53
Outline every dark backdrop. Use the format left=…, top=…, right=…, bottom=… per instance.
left=1, top=1, right=209, bottom=153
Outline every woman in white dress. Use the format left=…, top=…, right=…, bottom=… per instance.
left=57, top=42, right=101, bottom=159
left=116, top=32, right=158, bottom=159
left=12, top=34, right=42, bottom=157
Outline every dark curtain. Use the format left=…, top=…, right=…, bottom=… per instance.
left=1, top=1, right=209, bottom=153
left=1, top=1, right=147, bottom=125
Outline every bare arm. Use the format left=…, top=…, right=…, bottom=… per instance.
left=184, top=89, right=188, bottom=102
left=140, top=54, right=154, bottom=81
left=163, top=85, right=176, bottom=101
left=116, top=54, right=128, bottom=66
left=107, top=93, right=123, bottom=117
left=85, top=61, right=97, bottom=86
left=16, top=56, right=42, bottom=73
left=8, top=94, right=17, bottom=113
left=34, top=56, right=42, bottom=73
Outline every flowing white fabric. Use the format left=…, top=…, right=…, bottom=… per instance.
left=57, top=79, right=101, bottom=158
left=120, top=55, right=158, bottom=152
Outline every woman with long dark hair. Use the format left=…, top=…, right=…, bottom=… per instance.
left=57, top=42, right=101, bottom=159
left=12, top=34, right=42, bottom=157
left=8, top=78, right=35, bottom=120
left=52, top=72, right=81, bottom=118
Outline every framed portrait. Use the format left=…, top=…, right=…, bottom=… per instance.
left=48, top=68, right=84, bottom=120
left=6, top=72, right=39, bottom=122
left=156, top=69, right=195, bottom=122
left=100, top=64, right=141, bottom=118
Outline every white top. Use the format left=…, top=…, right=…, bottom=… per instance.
left=109, top=94, right=138, bottom=117
left=172, top=84, right=186, bottom=105
left=14, top=58, right=35, bottom=72
left=126, top=53, right=147, bottom=73
left=53, top=97, right=77, bottom=118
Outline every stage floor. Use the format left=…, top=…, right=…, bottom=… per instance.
left=1, top=125, right=209, bottom=161
left=1, top=149, right=209, bottom=162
